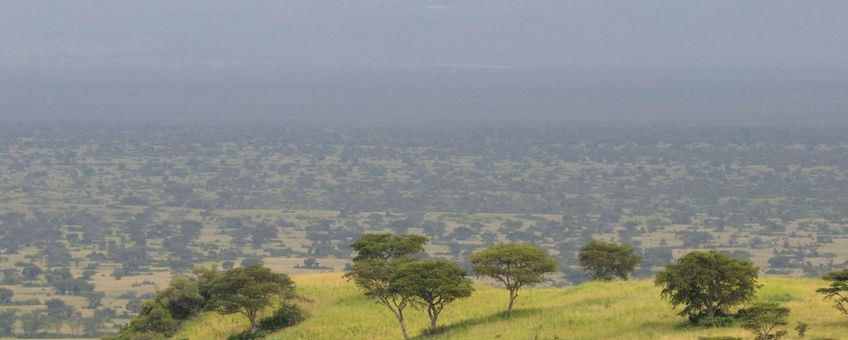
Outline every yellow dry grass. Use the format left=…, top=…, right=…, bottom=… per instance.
left=175, top=273, right=848, bottom=340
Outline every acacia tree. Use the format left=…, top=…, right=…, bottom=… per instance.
left=391, top=259, right=474, bottom=333
left=738, top=302, right=790, bottom=340
left=470, top=243, right=558, bottom=316
left=578, top=240, right=642, bottom=280
left=345, top=233, right=428, bottom=339
left=350, top=233, right=429, bottom=263
left=816, top=269, right=848, bottom=317
left=21, top=310, right=49, bottom=337
left=22, top=264, right=42, bottom=280
left=655, top=251, right=759, bottom=323
left=207, top=265, right=295, bottom=334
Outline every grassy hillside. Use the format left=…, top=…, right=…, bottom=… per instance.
left=176, top=273, right=848, bottom=340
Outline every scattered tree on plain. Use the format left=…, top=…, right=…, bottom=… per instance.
left=0, top=288, right=12, bottom=305
left=391, top=259, right=474, bottom=333
left=655, top=251, right=759, bottom=323
left=345, top=233, right=428, bottom=339
left=578, top=240, right=642, bottom=281
left=20, top=310, right=49, bottom=337
left=45, top=298, right=79, bottom=333
left=470, top=243, right=558, bottom=317
left=738, top=302, right=790, bottom=340
left=207, top=265, right=295, bottom=334
left=0, top=311, right=15, bottom=336
left=21, top=264, right=42, bottom=280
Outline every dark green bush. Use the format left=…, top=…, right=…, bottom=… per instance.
left=258, top=303, right=307, bottom=332
left=126, top=302, right=179, bottom=336
left=222, top=303, right=307, bottom=340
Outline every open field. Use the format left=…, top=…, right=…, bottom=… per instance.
left=175, top=272, right=848, bottom=340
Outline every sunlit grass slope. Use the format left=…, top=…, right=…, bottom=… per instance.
left=176, top=273, right=848, bottom=340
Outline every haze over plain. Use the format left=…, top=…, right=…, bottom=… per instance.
left=2, top=0, right=847, bottom=126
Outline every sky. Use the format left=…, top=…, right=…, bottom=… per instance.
left=1, top=0, right=847, bottom=126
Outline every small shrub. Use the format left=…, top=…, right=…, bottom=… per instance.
left=258, top=303, right=307, bottom=332
left=795, top=322, right=808, bottom=337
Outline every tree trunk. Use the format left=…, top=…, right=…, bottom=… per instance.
left=396, top=310, right=409, bottom=339
left=706, top=304, right=715, bottom=319
left=428, top=307, right=439, bottom=333
left=248, top=309, right=258, bottom=334
left=507, top=289, right=518, bottom=317
left=430, top=315, right=437, bottom=333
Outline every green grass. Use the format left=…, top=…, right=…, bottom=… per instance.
left=175, top=273, right=848, bottom=340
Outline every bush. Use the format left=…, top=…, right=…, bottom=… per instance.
left=154, top=276, right=204, bottom=320
left=258, top=303, right=307, bottom=332
left=127, top=302, right=179, bottom=336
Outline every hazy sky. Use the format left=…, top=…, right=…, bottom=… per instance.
left=2, top=0, right=847, bottom=126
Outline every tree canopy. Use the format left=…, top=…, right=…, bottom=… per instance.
left=578, top=240, right=642, bottom=281
left=655, top=251, right=759, bottom=322
left=0, top=289, right=12, bottom=305
left=207, top=265, right=295, bottom=333
left=154, top=276, right=205, bottom=320
left=470, top=243, right=558, bottom=316
left=350, top=233, right=428, bottom=262
left=391, top=259, right=474, bottom=332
